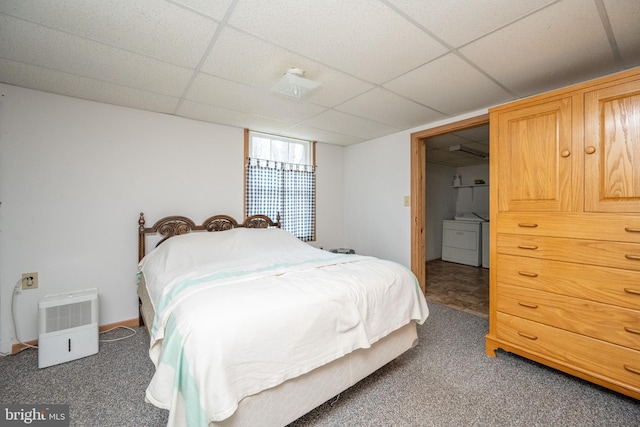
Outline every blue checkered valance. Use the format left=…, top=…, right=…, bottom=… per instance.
left=246, top=158, right=316, bottom=241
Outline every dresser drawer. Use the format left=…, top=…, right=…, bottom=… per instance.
left=496, top=312, right=640, bottom=391
left=497, top=234, right=640, bottom=271
left=497, top=283, right=640, bottom=350
left=496, top=254, right=640, bottom=310
left=496, top=212, right=640, bottom=242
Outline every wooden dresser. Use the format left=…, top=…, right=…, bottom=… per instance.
left=486, top=67, right=640, bottom=399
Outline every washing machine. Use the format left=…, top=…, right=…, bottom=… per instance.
left=441, top=213, right=488, bottom=267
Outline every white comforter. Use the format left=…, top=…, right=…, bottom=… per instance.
left=139, top=228, right=428, bottom=426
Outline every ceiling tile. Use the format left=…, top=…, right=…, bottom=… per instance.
left=0, top=0, right=637, bottom=147
left=170, top=0, right=235, bottom=20
left=282, top=125, right=364, bottom=146
left=201, top=27, right=309, bottom=87
left=449, top=156, right=490, bottom=168
left=0, top=59, right=179, bottom=113
left=425, top=132, right=471, bottom=150
left=460, top=0, right=618, bottom=97
left=427, top=148, right=489, bottom=167
left=0, top=15, right=193, bottom=97
left=200, top=27, right=374, bottom=107
left=425, top=123, right=490, bottom=167
left=301, top=109, right=400, bottom=140
left=228, top=0, right=448, bottom=84
left=0, top=0, right=217, bottom=68
left=384, top=53, right=514, bottom=115
left=336, top=88, right=446, bottom=128
left=453, top=125, right=490, bottom=144
left=603, top=0, right=640, bottom=68
left=178, top=99, right=297, bottom=134
left=186, top=72, right=327, bottom=123
left=387, top=0, right=555, bottom=47
left=426, top=149, right=461, bottom=165
left=178, top=101, right=363, bottom=146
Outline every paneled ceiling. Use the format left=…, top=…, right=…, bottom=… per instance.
left=425, top=124, right=489, bottom=168
left=1, top=0, right=638, bottom=149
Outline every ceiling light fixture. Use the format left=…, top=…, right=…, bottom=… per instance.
left=271, top=68, right=321, bottom=99
left=449, top=144, right=489, bottom=158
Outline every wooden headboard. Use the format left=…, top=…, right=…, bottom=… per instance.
left=137, top=212, right=281, bottom=262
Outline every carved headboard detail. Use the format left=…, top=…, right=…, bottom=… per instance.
left=138, top=212, right=280, bottom=262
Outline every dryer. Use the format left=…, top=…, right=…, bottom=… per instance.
left=441, top=213, right=488, bottom=267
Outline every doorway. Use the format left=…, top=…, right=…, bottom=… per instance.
left=410, top=114, right=490, bottom=312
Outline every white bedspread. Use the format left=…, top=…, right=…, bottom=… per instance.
left=139, top=228, right=428, bottom=426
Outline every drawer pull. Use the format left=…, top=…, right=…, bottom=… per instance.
left=517, top=223, right=538, bottom=228
left=560, top=150, right=570, bottom=158
left=624, top=365, right=640, bottom=376
left=517, top=245, right=538, bottom=250
left=625, top=254, right=640, bottom=261
left=624, top=326, right=640, bottom=335
left=625, top=227, right=640, bottom=233
left=518, top=302, right=539, bottom=309
left=518, top=271, right=538, bottom=278
left=624, top=288, right=640, bottom=296
left=517, top=331, right=538, bottom=340
left=585, top=146, right=597, bottom=154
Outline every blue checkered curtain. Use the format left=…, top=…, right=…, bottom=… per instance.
left=246, top=158, right=316, bottom=241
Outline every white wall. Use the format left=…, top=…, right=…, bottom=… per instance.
left=425, top=163, right=489, bottom=260
left=454, top=164, right=489, bottom=215
left=343, top=131, right=412, bottom=265
left=314, top=143, right=345, bottom=250
left=344, top=109, right=489, bottom=268
left=0, top=84, right=345, bottom=353
left=425, top=163, right=457, bottom=261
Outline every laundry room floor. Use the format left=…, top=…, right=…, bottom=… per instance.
left=425, top=259, right=489, bottom=317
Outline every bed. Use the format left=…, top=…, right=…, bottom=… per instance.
left=137, top=212, right=429, bottom=427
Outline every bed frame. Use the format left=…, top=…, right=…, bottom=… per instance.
left=138, top=212, right=280, bottom=263
left=136, top=212, right=418, bottom=427
left=137, top=212, right=280, bottom=326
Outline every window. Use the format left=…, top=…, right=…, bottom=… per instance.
left=245, top=130, right=316, bottom=241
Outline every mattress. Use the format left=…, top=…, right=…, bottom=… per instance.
left=137, top=281, right=419, bottom=427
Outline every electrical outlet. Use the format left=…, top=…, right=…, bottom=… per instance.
left=22, top=272, right=38, bottom=290
left=404, top=195, right=411, bottom=207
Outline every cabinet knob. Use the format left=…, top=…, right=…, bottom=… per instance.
left=585, top=146, right=596, bottom=154
left=560, top=150, right=570, bottom=158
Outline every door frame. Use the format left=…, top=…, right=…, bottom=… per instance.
left=410, top=114, right=489, bottom=293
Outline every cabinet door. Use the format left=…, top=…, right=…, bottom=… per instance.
left=584, top=80, right=640, bottom=212
left=496, top=98, right=573, bottom=212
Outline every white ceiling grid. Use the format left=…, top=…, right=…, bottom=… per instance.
left=0, top=0, right=638, bottom=159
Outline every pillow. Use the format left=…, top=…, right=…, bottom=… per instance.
left=139, top=227, right=313, bottom=286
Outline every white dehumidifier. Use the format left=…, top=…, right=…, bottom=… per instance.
left=38, top=288, right=99, bottom=368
